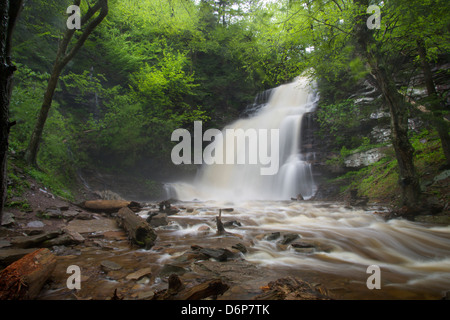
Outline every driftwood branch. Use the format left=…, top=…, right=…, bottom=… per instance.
left=253, top=277, right=331, bottom=300
left=216, top=209, right=225, bottom=235
left=116, top=207, right=157, bottom=249
left=152, top=274, right=229, bottom=300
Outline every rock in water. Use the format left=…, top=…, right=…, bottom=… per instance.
left=80, top=200, right=141, bottom=213
left=126, top=267, right=152, bottom=281
left=116, top=207, right=157, bottom=249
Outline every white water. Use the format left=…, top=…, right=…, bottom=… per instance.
left=168, top=76, right=318, bottom=201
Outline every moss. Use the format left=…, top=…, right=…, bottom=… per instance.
left=329, top=128, right=448, bottom=205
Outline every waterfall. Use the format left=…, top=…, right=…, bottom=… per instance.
left=168, top=76, right=319, bottom=201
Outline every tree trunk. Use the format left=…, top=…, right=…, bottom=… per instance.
left=152, top=274, right=229, bottom=300
left=116, top=207, right=157, bottom=249
left=0, top=248, right=56, bottom=300
left=353, top=0, right=421, bottom=207
left=417, top=39, right=450, bottom=166
left=0, top=0, right=24, bottom=222
left=24, top=0, right=108, bottom=166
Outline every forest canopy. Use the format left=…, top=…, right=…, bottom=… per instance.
left=4, top=0, right=450, bottom=204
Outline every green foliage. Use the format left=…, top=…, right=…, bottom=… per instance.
left=8, top=64, right=76, bottom=200
left=27, top=168, right=74, bottom=201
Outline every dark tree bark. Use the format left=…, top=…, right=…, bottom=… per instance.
left=417, top=39, right=450, bottom=166
left=353, top=0, right=421, bottom=207
left=0, top=0, right=24, bottom=223
left=24, top=0, right=108, bottom=166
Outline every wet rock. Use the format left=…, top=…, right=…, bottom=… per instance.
left=414, top=215, right=450, bottom=225
left=192, top=245, right=237, bottom=262
left=254, top=277, right=330, bottom=300
left=147, top=213, right=168, bottom=227
left=61, top=210, right=80, bottom=220
left=67, top=218, right=120, bottom=234
left=291, top=242, right=315, bottom=249
left=159, top=264, right=187, bottom=277
left=197, top=225, right=211, bottom=235
left=44, top=207, right=62, bottom=219
left=42, top=231, right=85, bottom=247
left=0, top=240, right=11, bottom=249
left=279, top=233, right=300, bottom=245
left=51, top=245, right=81, bottom=256
left=265, top=232, right=281, bottom=241
left=10, top=231, right=62, bottom=248
left=0, top=248, right=36, bottom=267
left=76, top=212, right=94, bottom=220
left=138, top=290, right=154, bottom=300
left=100, top=260, right=122, bottom=272
left=26, top=221, right=45, bottom=228
left=186, top=208, right=194, bottom=213
left=22, top=228, right=44, bottom=236
left=223, top=220, right=242, bottom=228
left=126, top=267, right=152, bottom=281
left=290, top=240, right=334, bottom=253
left=165, top=207, right=180, bottom=215
left=1, top=212, right=15, bottom=227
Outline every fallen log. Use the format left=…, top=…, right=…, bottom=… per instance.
left=79, top=200, right=142, bottom=213
left=0, top=248, right=56, bottom=300
left=152, top=274, right=229, bottom=300
left=116, top=207, right=157, bottom=249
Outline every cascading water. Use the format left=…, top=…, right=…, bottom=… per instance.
left=168, top=76, right=319, bottom=201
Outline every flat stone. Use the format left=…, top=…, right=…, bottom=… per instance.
left=0, top=240, right=11, bottom=249
left=265, top=232, right=281, bottom=241
left=10, top=231, right=61, bottom=248
left=198, top=247, right=236, bottom=262
left=137, top=290, right=154, bottom=300
left=148, top=213, right=168, bottom=227
left=66, top=230, right=85, bottom=242
left=291, top=242, right=315, bottom=249
left=45, top=207, right=62, bottom=218
left=159, top=264, right=187, bottom=277
left=434, top=170, right=450, bottom=183
left=126, top=267, right=152, bottom=281
left=279, top=233, right=300, bottom=245
left=231, top=243, right=247, bottom=254
left=62, top=210, right=79, bottom=220
left=223, top=220, right=242, bottom=228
